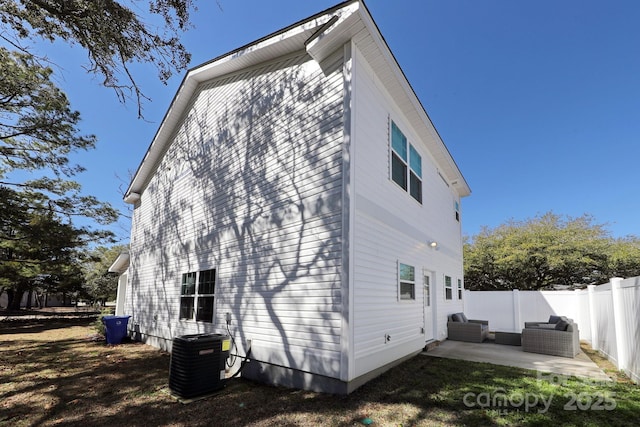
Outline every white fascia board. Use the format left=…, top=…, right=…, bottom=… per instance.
left=305, top=2, right=361, bottom=63
left=108, top=252, right=130, bottom=274
left=188, top=16, right=338, bottom=85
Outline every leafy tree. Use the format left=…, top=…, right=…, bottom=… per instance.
left=0, top=46, right=95, bottom=176
left=1, top=0, right=196, bottom=185
left=82, top=244, right=128, bottom=306
left=0, top=46, right=116, bottom=225
left=463, top=212, right=633, bottom=290
left=0, top=186, right=109, bottom=309
left=0, top=0, right=194, bottom=117
left=0, top=45, right=124, bottom=233
left=0, top=1, right=195, bottom=308
left=607, top=237, right=640, bottom=279
left=0, top=178, right=117, bottom=309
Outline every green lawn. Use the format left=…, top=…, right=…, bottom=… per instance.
left=1, top=319, right=638, bottom=426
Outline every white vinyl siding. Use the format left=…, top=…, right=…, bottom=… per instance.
left=125, top=40, right=467, bottom=385
left=350, top=43, right=464, bottom=373
left=127, top=51, right=345, bottom=378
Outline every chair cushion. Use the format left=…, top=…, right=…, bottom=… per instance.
left=451, top=313, right=464, bottom=322
left=548, top=315, right=562, bottom=324
left=460, top=313, right=469, bottom=322
left=538, top=324, right=557, bottom=329
left=555, top=319, right=569, bottom=331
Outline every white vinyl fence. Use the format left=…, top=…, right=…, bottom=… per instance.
left=464, top=276, right=640, bottom=384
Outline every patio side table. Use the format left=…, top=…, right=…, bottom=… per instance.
left=494, top=331, right=521, bottom=346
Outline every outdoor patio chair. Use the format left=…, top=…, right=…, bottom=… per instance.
left=521, top=319, right=580, bottom=358
left=524, top=315, right=570, bottom=329
left=447, top=312, right=489, bottom=343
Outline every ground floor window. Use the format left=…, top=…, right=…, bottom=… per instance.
left=180, top=268, right=216, bottom=322
left=445, top=275, right=453, bottom=300
left=399, top=262, right=416, bottom=300
left=458, top=279, right=463, bottom=300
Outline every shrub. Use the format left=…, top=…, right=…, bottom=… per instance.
left=92, top=308, right=114, bottom=336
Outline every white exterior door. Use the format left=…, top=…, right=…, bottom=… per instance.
left=423, top=270, right=435, bottom=341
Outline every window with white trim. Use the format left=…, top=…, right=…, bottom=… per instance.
left=455, top=200, right=460, bottom=222
left=391, top=121, right=422, bottom=203
left=179, top=272, right=196, bottom=319
left=399, top=262, right=416, bottom=300
left=179, top=269, right=216, bottom=322
left=458, top=279, right=463, bottom=300
left=445, top=275, right=453, bottom=300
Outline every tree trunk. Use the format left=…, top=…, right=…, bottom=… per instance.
left=26, top=289, right=33, bottom=309
left=6, top=289, right=14, bottom=309
left=8, top=289, right=24, bottom=311
left=35, top=292, right=44, bottom=309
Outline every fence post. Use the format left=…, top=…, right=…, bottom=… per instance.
left=512, top=289, right=521, bottom=331
left=587, top=284, right=598, bottom=350
left=611, top=277, right=627, bottom=373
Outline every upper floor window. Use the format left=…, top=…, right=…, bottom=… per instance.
left=391, top=121, right=422, bottom=203
left=455, top=201, right=460, bottom=222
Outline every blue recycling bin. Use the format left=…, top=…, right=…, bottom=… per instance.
left=102, top=315, right=131, bottom=345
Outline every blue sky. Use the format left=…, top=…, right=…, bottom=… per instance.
left=26, top=0, right=640, bottom=243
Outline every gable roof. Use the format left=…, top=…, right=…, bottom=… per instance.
left=108, top=252, right=130, bottom=274
left=124, top=0, right=470, bottom=203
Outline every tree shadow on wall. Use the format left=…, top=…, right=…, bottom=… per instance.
left=133, top=52, right=346, bottom=383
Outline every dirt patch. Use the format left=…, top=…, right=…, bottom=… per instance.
left=1, top=319, right=637, bottom=427
left=1, top=319, right=172, bottom=427
left=1, top=307, right=100, bottom=322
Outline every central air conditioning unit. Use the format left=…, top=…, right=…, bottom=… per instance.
left=168, top=333, right=231, bottom=399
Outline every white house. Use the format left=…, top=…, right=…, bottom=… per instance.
left=121, top=0, right=470, bottom=394
left=108, top=252, right=130, bottom=316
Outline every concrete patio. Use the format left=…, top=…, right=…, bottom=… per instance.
left=422, top=338, right=611, bottom=383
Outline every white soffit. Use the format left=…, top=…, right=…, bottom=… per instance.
left=108, top=252, right=130, bottom=274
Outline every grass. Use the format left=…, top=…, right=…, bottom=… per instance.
left=1, top=319, right=638, bottom=427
